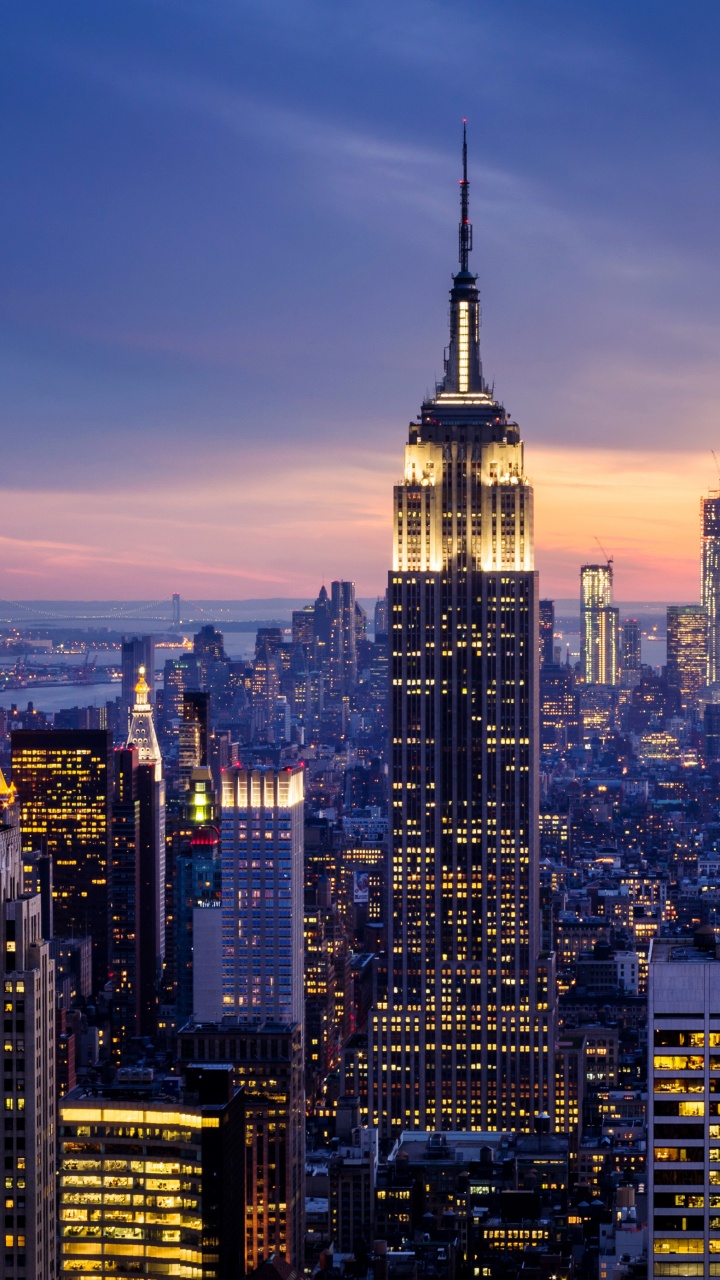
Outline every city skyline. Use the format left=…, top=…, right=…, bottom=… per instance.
left=3, top=2, right=720, bottom=599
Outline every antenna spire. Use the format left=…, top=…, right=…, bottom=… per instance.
left=459, top=119, right=472, bottom=273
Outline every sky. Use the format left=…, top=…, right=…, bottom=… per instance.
left=3, top=0, right=720, bottom=601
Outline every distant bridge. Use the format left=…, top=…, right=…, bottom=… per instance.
left=0, top=597, right=213, bottom=626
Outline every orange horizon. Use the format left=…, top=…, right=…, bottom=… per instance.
left=0, top=444, right=711, bottom=602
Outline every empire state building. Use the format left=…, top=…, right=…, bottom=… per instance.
left=370, top=130, right=556, bottom=1135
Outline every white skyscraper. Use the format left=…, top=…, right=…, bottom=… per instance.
left=221, top=765, right=304, bottom=1022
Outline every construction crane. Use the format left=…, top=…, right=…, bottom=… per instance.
left=594, top=536, right=613, bottom=567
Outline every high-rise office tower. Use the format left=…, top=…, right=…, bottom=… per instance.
left=313, top=584, right=332, bottom=672
left=175, top=765, right=221, bottom=1026
left=0, top=772, right=56, bottom=1280
left=374, top=591, right=389, bottom=637
left=622, top=617, right=642, bottom=672
left=330, top=581, right=358, bottom=695
left=292, top=603, right=315, bottom=649
left=179, top=689, right=210, bottom=790
left=177, top=1021, right=305, bottom=1270
left=126, top=666, right=166, bottom=1037
left=370, top=129, right=555, bottom=1136
left=540, top=664, right=580, bottom=753
left=193, top=623, right=226, bottom=691
left=580, top=562, right=619, bottom=685
left=110, top=745, right=140, bottom=1052
left=539, top=598, right=555, bottom=667
left=221, top=766, right=304, bottom=1022
left=185, top=764, right=306, bottom=1267
left=702, top=491, right=720, bottom=685
left=162, top=657, right=185, bottom=721
left=58, top=1065, right=245, bottom=1279
left=251, top=640, right=281, bottom=742
left=121, top=634, right=155, bottom=725
left=12, top=728, right=112, bottom=989
left=666, top=604, right=707, bottom=711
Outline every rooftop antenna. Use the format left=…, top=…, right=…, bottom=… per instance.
left=712, top=450, right=720, bottom=488
left=459, top=120, right=472, bottom=273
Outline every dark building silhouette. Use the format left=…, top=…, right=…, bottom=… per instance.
left=110, top=745, right=141, bottom=1052
left=705, top=702, right=720, bottom=760
left=313, top=584, right=332, bottom=673
left=622, top=617, right=641, bottom=672
left=121, top=634, right=155, bottom=724
left=539, top=599, right=555, bottom=667
left=330, top=580, right=357, bottom=696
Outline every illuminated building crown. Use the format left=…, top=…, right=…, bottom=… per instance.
left=127, top=665, right=162, bottom=780
left=438, top=121, right=486, bottom=398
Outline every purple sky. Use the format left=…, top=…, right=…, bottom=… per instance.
left=3, top=1, right=720, bottom=599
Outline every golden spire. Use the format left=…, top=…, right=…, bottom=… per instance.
left=0, top=769, right=17, bottom=805
left=134, top=664, right=150, bottom=706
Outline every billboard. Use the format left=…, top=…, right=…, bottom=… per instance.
left=353, top=870, right=370, bottom=904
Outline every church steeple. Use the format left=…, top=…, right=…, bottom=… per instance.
left=440, top=122, right=484, bottom=397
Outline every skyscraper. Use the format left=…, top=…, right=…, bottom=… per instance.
left=647, top=933, right=720, bottom=1275
left=177, top=1020, right=305, bottom=1270
left=110, top=745, right=141, bottom=1053
left=622, top=617, right=641, bottom=673
left=370, top=129, right=555, bottom=1136
left=221, top=765, right=304, bottom=1023
left=702, top=491, right=720, bottom=685
left=179, top=689, right=210, bottom=789
left=666, top=604, right=707, bottom=711
left=330, top=580, right=358, bottom=696
left=121, top=634, right=155, bottom=725
left=0, top=773, right=56, bottom=1280
left=126, top=666, right=166, bottom=1038
left=175, top=765, right=221, bottom=1026
left=580, top=562, right=619, bottom=685
left=58, top=1065, right=245, bottom=1279
left=12, top=728, right=112, bottom=988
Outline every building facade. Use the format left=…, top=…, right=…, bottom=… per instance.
left=648, top=933, right=720, bottom=1276
left=177, top=1019, right=305, bottom=1270
left=666, top=604, right=707, bottom=711
left=539, top=598, right=555, bottom=667
left=0, top=772, right=56, bottom=1280
left=369, top=130, right=555, bottom=1137
left=622, top=618, right=642, bottom=674
left=126, top=667, right=166, bottom=1038
left=221, top=766, right=304, bottom=1024
left=702, top=492, right=720, bottom=686
left=12, top=728, right=112, bottom=989
left=581, top=563, right=619, bottom=686
left=121, top=634, right=155, bottom=727
left=58, top=1066, right=244, bottom=1278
